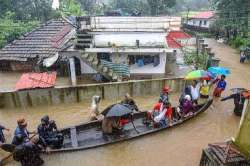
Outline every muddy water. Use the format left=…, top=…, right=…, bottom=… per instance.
left=0, top=39, right=249, bottom=166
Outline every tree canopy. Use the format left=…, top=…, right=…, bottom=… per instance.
left=211, top=0, right=249, bottom=38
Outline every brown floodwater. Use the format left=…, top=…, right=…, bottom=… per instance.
left=0, top=39, right=249, bottom=166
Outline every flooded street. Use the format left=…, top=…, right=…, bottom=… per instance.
left=0, top=39, right=249, bottom=166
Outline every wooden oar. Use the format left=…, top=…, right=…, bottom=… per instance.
left=0, top=134, right=37, bottom=166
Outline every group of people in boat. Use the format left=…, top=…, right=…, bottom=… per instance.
left=0, top=115, right=63, bottom=166
left=0, top=75, right=228, bottom=165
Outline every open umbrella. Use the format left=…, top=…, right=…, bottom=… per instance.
left=101, top=104, right=133, bottom=117
left=185, top=70, right=210, bottom=80
left=208, top=67, right=231, bottom=75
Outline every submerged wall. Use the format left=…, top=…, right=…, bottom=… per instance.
left=234, top=100, right=250, bottom=158
left=0, top=78, right=185, bottom=109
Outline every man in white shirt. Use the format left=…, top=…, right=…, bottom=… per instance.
left=190, top=80, right=201, bottom=104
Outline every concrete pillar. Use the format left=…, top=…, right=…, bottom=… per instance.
left=69, top=58, right=77, bottom=86
left=198, top=39, right=205, bottom=51
left=201, top=44, right=208, bottom=54
left=165, top=50, right=177, bottom=75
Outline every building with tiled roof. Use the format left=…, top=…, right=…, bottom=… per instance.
left=184, top=11, right=215, bottom=31
left=0, top=19, right=75, bottom=72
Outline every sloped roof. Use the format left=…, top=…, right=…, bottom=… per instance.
left=166, top=31, right=192, bottom=48
left=167, top=37, right=182, bottom=48
left=0, top=19, right=74, bottom=62
left=192, top=11, right=215, bottom=19
left=15, top=72, right=57, bottom=91
left=168, top=31, right=191, bottom=39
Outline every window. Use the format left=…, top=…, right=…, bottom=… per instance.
left=128, top=55, right=160, bottom=67
left=199, top=21, right=202, bottom=26
left=204, top=20, right=207, bottom=25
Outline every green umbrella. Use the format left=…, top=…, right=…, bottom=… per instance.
left=185, top=70, right=209, bottom=80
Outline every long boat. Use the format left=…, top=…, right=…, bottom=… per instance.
left=45, top=99, right=213, bottom=153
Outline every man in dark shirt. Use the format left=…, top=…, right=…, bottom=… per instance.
left=37, top=115, right=63, bottom=149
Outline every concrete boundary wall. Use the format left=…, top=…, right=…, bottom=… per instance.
left=0, top=77, right=185, bottom=109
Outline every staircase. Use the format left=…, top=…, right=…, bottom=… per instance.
left=75, top=32, right=93, bottom=49
left=80, top=51, right=121, bottom=81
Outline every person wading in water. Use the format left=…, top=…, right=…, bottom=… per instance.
left=13, top=135, right=46, bottom=166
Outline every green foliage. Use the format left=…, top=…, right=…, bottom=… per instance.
left=109, top=0, right=150, bottom=15
left=0, top=12, right=39, bottom=48
left=183, top=50, right=208, bottom=69
left=211, top=0, right=249, bottom=39
left=229, top=37, right=250, bottom=49
left=60, top=0, right=84, bottom=17
left=147, top=0, right=176, bottom=15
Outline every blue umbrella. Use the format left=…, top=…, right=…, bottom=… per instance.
left=208, top=67, right=231, bottom=75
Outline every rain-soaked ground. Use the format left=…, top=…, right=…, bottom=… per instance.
left=0, top=38, right=250, bottom=165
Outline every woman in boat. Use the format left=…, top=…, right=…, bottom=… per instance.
left=89, top=95, right=103, bottom=121
left=37, top=115, right=63, bottom=149
left=13, top=136, right=45, bottom=166
left=200, top=80, right=211, bottom=98
left=120, top=93, right=139, bottom=112
left=181, top=95, right=195, bottom=116
left=0, top=124, right=10, bottom=143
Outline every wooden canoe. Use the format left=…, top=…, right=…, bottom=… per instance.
left=45, top=99, right=213, bottom=154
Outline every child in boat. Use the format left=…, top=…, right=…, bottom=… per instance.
left=213, top=75, right=227, bottom=97
left=147, top=97, right=173, bottom=127
left=159, top=86, right=171, bottom=103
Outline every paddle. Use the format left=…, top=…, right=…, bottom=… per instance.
left=0, top=134, right=37, bottom=165
left=130, top=114, right=140, bottom=134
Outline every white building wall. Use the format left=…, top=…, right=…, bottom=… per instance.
left=80, top=16, right=181, bottom=32
left=129, top=53, right=166, bottom=74
left=93, top=33, right=167, bottom=48
left=187, top=19, right=213, bottom=28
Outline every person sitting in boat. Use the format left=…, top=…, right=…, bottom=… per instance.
left=102, top=117, right=121, bottom=134
left=190, top=80, right=201, bottom=105
left=200, top=80, right=211, bottom=99
left=37, top=115, right=63, bottom=149
left=179, top=86, right=192, bottom=106
left=177, top=95, right=195, bottom=118
left=147, top=97, right=173, bottom=128
left=89, top=95, right=103, bottom=121
left=0, top=124, right=10, bottom=143
left=121, top=93, right=139, bottom=112
left=12, top=118, right=34, bottom=146
left=13, top=135, right=45, bottom=166
left=159, top=86, right=171, bottom=103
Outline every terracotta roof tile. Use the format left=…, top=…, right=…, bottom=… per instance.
left=15, top=72, right=57, bottom=91
left=192, top=11, right=215, bottom=19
